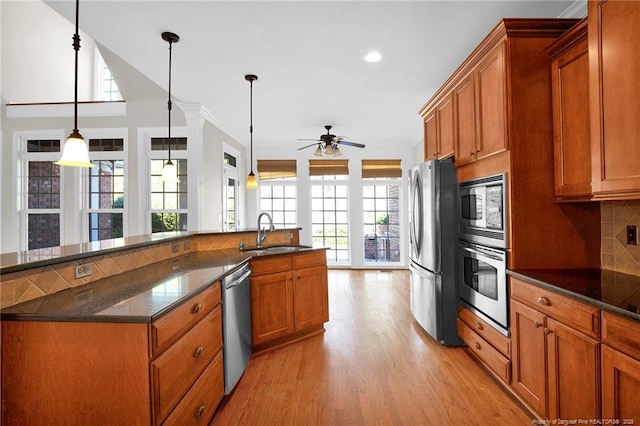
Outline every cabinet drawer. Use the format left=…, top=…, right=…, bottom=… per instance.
left=457, top=319, right=511, bottom=383
left=602, top=311, right=640, bottom=361
left=291, top=250, right=326, bottom=269
left=250, top=256, right=292, bottom=276
left=150, top=282, right=220, bottom=356
left=458, top=305, right=511, bottom=358
left=510, top=277, right=600, bottom=339
left=151, top=306, right=222, bottom=424
left=163, top=349, right=224, bottom=426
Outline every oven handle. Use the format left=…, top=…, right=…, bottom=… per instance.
left=461, top=245, right=504, bottom=262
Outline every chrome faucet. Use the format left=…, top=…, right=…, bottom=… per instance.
left=256, top=212, right=275, bottom=247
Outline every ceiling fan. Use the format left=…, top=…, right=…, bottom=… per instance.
left=297, top=125, right=365, bottom=156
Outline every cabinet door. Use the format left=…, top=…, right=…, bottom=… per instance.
left=293, top=265, right=329, bottom=330
left=424, top=109, right=438, bottom=161
left=546, top=317, right=600, bottom=420
left=454, top=74, right=477, bottom=166
left=511, top=299, right=547, bottom=417
left=602, top=344, right=640, bottom=422
left=436, top=93, right=455, bottom=159
left=589, top=0, right=640, bottom=197
left=551, top=31, right=592, bottom=199
left=475, top=42, right=508, bottom=161
left=250, top=271, right=294, bottom=346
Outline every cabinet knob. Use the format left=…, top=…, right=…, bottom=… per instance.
left=194, top=346, right=204, bottom=358
left=533, top=321, right=542, bottom=328
left=544, top=328, right=553, bottom=335
left=196, top=404, right=206, bottom=418
left=537, top=296, right=550, bottom=306
left=473, top=342, right=481, bottom=350
left=192, top=303, right=203, bottom=314
left=470, top=152, right=475, bottom=156
left=475, top=322, right=483, bottom=330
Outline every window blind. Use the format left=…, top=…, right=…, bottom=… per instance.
left=309, top=159, right=349, bottom=176
left=361, top=159, right=402, bottom=178
left=257, top=159, right=297, bottom=180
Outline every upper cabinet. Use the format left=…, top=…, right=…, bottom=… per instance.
left=423, top=93, right=455, bottom=160
left=548, top=19, right=592, bottom=201
left=589, top=0, right=640, bottom=200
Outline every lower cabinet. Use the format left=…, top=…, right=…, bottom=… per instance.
left=510, top=277, right=600, bottom=420
left=1, top=281, right=224, bottom=425
left=250, top=250, right=329, bottom=351
left=457, top=305, right=511, bottom=383
left=601, top=312, right=640, bottom=421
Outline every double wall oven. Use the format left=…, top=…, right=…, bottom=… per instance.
left=457, top=173, right=509, bottom=336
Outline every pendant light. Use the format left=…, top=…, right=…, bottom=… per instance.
left=245, top=74, right=259, bottom=189
left=56, top=0, right=92, bottom=168
left=161, top=31, right=180, bottom=183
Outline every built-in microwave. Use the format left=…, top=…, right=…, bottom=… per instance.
left=459, top=173, right=507, bottom=249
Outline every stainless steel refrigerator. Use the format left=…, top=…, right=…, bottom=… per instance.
left=409, top=159, right=463, bottom=346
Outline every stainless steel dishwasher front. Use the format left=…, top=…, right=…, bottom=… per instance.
left=221, top=262, right=252, bottom=394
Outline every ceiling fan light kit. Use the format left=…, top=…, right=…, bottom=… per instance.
left=297, top=125, right=365, bottom=157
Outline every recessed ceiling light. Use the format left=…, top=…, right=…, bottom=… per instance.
left=364, top=51, right=382, bottom=63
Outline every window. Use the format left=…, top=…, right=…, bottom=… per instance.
left=362, top=160, right=402, bottom=263
left=23, top=139, right=62, bottom=250
left=258, top=160, right=297, bottom=228
left=310, top=159, right=349, bottom=263
left=95, top=49, right=122, bottom=101
left=87, top=138, right=125, bottom=242
left=150, top=137, right=187, bottom=233
left=222, top=146, right=240, bottom=231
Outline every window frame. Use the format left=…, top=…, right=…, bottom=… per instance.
left=310, top=174, right=350, bottom=265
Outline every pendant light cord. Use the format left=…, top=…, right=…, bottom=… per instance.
left=167, top=38, right=173, bottom=162
left=249, top=78, right=253, bottom=171
left=72, top=0, right=81, bottom=133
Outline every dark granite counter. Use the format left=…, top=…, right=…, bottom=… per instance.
left=508, top=268, right=640, bottom=323
left=0, top=249, right=251, bottom=323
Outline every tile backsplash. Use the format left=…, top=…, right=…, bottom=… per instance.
left=601, top=200, right=640, bottom=276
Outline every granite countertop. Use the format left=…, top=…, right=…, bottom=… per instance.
left=508, top=268, right=640, bottom=322
left=0, top=249, right=251, bottom=323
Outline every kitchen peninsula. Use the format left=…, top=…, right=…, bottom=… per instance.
left=0, top=229, right=329, bottom=425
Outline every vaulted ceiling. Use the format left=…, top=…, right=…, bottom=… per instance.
left=44, top=1, right=578, bottom=151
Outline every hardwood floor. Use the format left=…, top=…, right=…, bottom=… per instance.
left=211, top=269, right=531, bottom=425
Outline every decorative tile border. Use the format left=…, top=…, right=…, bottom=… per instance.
left=602, top=200, right=640, bottom=276
left=0, top=230, right=300, bottom=309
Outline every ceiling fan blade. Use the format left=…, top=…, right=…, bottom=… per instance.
left=297, top=138, right=321, bottom=142
left=297, top=143, right=319, bottom=150
left=337, top=140, right=366, bottom=148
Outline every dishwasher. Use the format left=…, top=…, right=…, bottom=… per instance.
left=221, top=262, right=252, bottom=394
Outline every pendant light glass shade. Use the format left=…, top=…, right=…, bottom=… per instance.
left=333, top=145, right=342, bottom=156
left=246, top=171, right=258, bottom=189
left=56, top=130, right=93, bottom=167
left=161, top=159, right=179, bottom=183
left=56, top=0, right=92, bottom=168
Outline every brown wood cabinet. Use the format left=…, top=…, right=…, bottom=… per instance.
left=422, top=93, right=455, bottom=160
left=1, top=282, right=224, bottom=425
left=548, top=19, right=592, bottom=201
left=510, top=278, right=601, bottom=420
left=457, top=305, right=511, bottom=383
left=601, top=312, right=640, bottom=422
left=250, top=250, right=328, bottom=352
left=589, top=0, right=640, bottom=200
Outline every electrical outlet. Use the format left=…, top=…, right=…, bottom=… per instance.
left=171, top=242, right=179, bottom=253
left=183, top=240, right=191, bottom=250
left=172, top=260, right=180, bottom=270
left=627, top=225, right=638, bottom=246
left=285, top=232, right=294, bottom=240
left=75, top=263, right=93, bottom=279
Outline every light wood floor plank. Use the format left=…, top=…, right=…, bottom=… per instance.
left=211, top=269, right=530, bottom=425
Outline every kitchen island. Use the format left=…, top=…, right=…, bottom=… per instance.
left=0, top=229, right=329, bottom=425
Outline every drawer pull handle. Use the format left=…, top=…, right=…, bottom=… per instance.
left=475, top=322, right=483, bottom=330
left=544, top=328, right=553, bottom=335
left=537, top=296, right=550, bottom=306
left=196, top=404, right=206, bottom=418
left=192, top=303, right=203, bottom=314
left=533, top=321, right=542, bottom=328
left=194, top=346, right=204, bottom=358
left=473, top=342, right=481, bottom=350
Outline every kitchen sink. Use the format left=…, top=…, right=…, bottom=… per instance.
left=241, top=245, right=312, bottom=255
